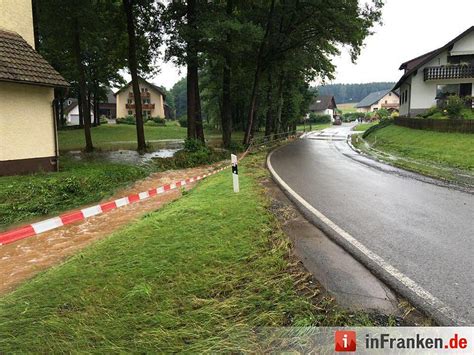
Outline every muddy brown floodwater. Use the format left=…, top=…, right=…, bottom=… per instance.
left=0, top=164, right=222, bottom=295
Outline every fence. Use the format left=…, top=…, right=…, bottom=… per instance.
left=394, top=118, right=474, bottom=134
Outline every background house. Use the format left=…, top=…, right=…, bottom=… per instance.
left=115, top=78, right=166, bottom=119
left=63, top=99, right=95, bottom=126
left=355, top=90, right=399, bottom=113
left=394, top=26, right=474, bottom=117
left=0, top=1, right=68, bottom=176
left=308, top=95, right=337, bottom=119
left=98, top=89, right=117, bottom=119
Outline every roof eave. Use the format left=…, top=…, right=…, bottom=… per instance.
left=0, top=78, right=69, bottom=88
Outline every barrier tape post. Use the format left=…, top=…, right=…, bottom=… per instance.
left=231, top=154, right=239, bottom=193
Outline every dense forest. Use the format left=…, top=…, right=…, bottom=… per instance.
left=314, top=82, right=396, bottom=103
left=35, top=0, right=384, bottom=149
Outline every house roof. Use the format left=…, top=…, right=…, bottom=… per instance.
left=355, top=90, right=397, bottom=108
left=63, top=98, right=78, bottom=115
left=114, top=77, right=166, bottom=99
left=393, top=26, right=474, bottom=90
left=309, top=95, right=336, bottom=111
left=0, top=29, right=69, bottom=88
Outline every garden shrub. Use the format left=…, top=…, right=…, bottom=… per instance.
left=99, top=115, right=108, bottom=124
left=178, top=116, right=188, bottom=127
left=342, top=112, right=364, bottom=122
left=445, top=95, right=465, bottom=119
left=308, top=113, right=331, bottom=123
left=151, top=116, right=166, bottom=125
left=116, top=115, right=136, bottom=125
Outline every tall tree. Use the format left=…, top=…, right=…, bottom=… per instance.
left=123, top=0, right=146, bottom=152
left=164, top=0, right=207, bottom=142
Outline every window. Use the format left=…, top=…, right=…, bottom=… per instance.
left=436, top=84, right=459, bottom=99
left=128, top=110, right=133, bottom=115
left=143, top=98, right=150, bottom=104
left=389, top=92, right=392, bottom=96
left=385, top=100, right=388, bottom=104
left=127, top=99, right=133, bottom=104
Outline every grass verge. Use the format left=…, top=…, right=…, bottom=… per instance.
left=354, top=124, right=474, bottom=184
left=296, top=123, right=331, bottom=132
left=0, top=151, right=378, bottom=352
left=0, top=157, right=148, bottom=230
left=353, top=122, right=378, bottom=131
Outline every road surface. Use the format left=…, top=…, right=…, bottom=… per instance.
left=268, top=124, right=473, bottom=325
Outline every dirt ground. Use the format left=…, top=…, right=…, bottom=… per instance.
left=0, top=165, right=222, bottom=295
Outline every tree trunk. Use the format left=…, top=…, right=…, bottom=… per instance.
left=73, top=18, right=93, bottom=151
left=186, top=0, right=204, bottom=142
left=123, top=0, right=146, bottom=152
left=59, top=96, right=64, bottom=128
left=194, top=68, right=205, bottom=142
left=220, top=1, right=234, bottom=148
left=243, top=0, right=275, bottom=145
left=78, top=93, right=84, bottom=128
left=186, top=64, right=197, bottom=139
left=31, top=0, right=40, bottom=50
left=264, top=72, right=273, bottom=138
left=273, top=75, right=284, bottom=137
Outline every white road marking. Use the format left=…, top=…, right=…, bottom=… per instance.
left=267, top=148, right=464, bottom=325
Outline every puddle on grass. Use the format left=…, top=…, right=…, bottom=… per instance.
left=67, top=146, right=182, bottom=165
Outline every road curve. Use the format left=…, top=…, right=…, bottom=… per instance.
left=268, top=124, right=473, bottom=325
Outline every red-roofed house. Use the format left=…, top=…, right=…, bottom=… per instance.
left=0, top=0, right=68, bottom=176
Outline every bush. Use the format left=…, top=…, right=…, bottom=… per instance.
left=445, top=95, right=465, bottom=119
left=99, top=115, right=108, bottom=124
left=144, top=120, right=159, bottom=126
left=184, top=138, right=205, bottom=153
left=375, top=108, right=390, bottom=120
left=116, top=115, right=136, bottom=125
left=178, top=116, right=188, bottom=127
left=227, top=141, right=245, bottom=153
left=342, top=112, right=365, bottom=122
left=308, top=113, right=331, bottom=123
left=150, top=146, right=228, bottom=171
left=151, top=116, right=166, bottom=125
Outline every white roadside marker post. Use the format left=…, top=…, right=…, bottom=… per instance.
left=231, top=154, right=239, bottom=193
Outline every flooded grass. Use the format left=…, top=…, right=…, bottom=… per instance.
left=0, top=152, right=376, bottom=353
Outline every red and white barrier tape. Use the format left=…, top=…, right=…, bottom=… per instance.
left=0, top=166, right=229, bottom=246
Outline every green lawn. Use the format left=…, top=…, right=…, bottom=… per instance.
left=0, top=157, right=148, bottom=230
left=296, top=123, right=331, bottom=132
left=58, top=124, right=250, bottom=151
left=353, top=122, right=378, bottom=131
left=0, top=152, right=374, bottom=353
left=58, top=123, right=189, bottom=151
left=360, top=125, right=474, bottom=176
left=338, top=102, right=357, bottom=114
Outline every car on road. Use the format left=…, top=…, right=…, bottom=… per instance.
left=333, top=116, right=342, bottom=125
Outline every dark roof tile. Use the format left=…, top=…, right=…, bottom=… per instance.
left=0, top=29, right=69, bottom=87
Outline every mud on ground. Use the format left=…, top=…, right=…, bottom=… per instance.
left=0, top=164, right=222, bottom=295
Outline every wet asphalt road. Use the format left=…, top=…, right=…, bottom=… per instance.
left=269, top=124, right=474, bottom=325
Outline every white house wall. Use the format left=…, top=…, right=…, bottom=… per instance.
left=407, top=46, right=474, bottom=115
left=450, top=31, right=474, bottom=55
left=66, top=105, right=94, bottom=126
left=0, top=82, right=55, bottom=161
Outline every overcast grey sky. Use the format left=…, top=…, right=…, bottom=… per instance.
left=145, top=0, right=474, bottom=90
